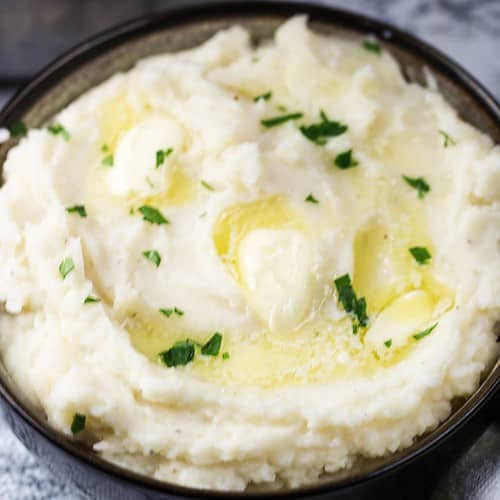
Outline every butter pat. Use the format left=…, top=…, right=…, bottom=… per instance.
left=107, top=116, right=184, bottom=197
left=238, top=229, right=313, bottom=332
left=364, top=290, right=435, bottom=356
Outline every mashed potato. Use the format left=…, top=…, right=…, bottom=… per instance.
left=0, top=17, right=499, bottom=491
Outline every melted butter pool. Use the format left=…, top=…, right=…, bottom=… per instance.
left=125, top=186, right=453, bottom=389
left=87, top=87, right=197, bottom=215
left=98, top=89, right=146, bottom=152
left=124, top=177, right=454, bottom=389
left=145, top=167, right=197, bottom=207
left=127, top=309, right=429, bottom=389
left=213, top=195, right=306, bottom=274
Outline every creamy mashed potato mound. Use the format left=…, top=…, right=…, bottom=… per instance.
left=0, top=17, right=499, bottom=491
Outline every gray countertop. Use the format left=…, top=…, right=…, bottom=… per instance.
left=0, top=1, right=499, bottom=499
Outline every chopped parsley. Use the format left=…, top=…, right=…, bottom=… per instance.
left=261, top=112, right=303, bottom=128
left=48, top=123, right=70, bottom=141
left=402, top=175, right=430, bottom=199
left=201, top=333, right=222, bottom=356
left=352, top=298, right=367, bottom=333
left=254, top=91, right=272, bottom=102
left=300, top=111, right=348, bottom=145
left=83, top=296, right=100, bottom=304
left=159, top=307, right=184, bottom=318
left=334, top=274, right=368, bottom=333
left=439, top=130, right=456, bottom=148
left=142, top=249, right=161, bottom=267
left=66, top=205, right=87, bottom=218
left=159, top=332, right=224, bottom=368
left=384, top=339, right=392, bottom=348
left=138, top=205, right=169, bottom=225
left=59, top=257, right=75, bottom=280
left=413, top=323, right=438, bottom=341
left=409, top=246, right=432, bottom=265
left=305, top=193, right=319, bottom=204
left=7, top=121, right=27, bottom=137
left=159, top=340, right=195, bottom=367
left=201, top=180, right=215, bottom=191
left=334, top=149, right=359, bottom=169
left=101, top=144, right=110, bottom=153
left=102, top=154, right=114, bottom=166
left=222, top=352, right=230, bottom=360
left=362, top=40, right=381, bottom=54
left=155, top=147, right=173, bottom=168
left=70, top=413, right=86, bottom=434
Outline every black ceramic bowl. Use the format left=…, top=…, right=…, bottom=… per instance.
left=0, top=1, right=499, bottom=499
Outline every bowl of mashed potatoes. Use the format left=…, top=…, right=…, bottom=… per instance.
left=0, top=1, right=498, bottom=498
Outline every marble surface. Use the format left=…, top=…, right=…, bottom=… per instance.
left=0, top=1, right=499, bottom=499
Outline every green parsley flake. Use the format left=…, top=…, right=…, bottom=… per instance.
left=402, top=175, right=430, bottom=199
left=300, top=111, right=348, bottom=145
left=201, top=180, right=215, bottom=191
left=83, top=296, right=101, bottom=304
left=155, top=147, right=173, bottom=168
left=362, top=40, right=381, bottom=54
left=71, top=413, right=86, bottom=434
left=66, top=205, right=87, bottom=218
left=222, top=352, right=230, bottom=360
left=253, top=91, right=272, bottom=102
left=201, top=332, right=222, bottom=356
left=409, top=246, right=432, bottom=265
left=439, top=130, right=456, bottom=148
left=59, top=257, right=75, bottom=280
left=138, top=205, right=169, bottom=225
left=101, top=144, right=110, bottom=153
left=159, top=307, right=184, bottom=317
left=142, top=250, right=161, bottom=267
left=261, top=112, right=303, bottom=128
left=384, top=339, right=392, bottom=348
left=102, top=154, right=114, bottom=166
left=413, top=323, right=438, bottom=341
left=334, top=149, right=359, bottom=169
left=353, top=298, right=367, bottom=332
left=159, top=340, right=195, bottom=367
left=334, top=274, right=368, bottom=333
left=7, top=121, right=27, bottom=137
left=48, top=123, right=70, bottom=141
left=305, top=193, right=319, bottom=204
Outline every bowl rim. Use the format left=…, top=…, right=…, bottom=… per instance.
left=0, top=1, right=499, bottom=498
